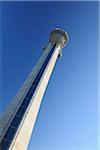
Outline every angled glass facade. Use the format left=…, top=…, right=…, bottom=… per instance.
left=0, top=44, right=57, bottom=150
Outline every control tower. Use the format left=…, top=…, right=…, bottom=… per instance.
left=0, top=28, right=69, bottom=150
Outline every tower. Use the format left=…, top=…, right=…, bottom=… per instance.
left=0, top=28, right=69, bottom=150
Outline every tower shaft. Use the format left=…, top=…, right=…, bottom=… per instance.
left=0, top=29, right=68, bottom=150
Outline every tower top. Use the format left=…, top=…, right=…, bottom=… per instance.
left=49, top=28, right=69, bottom=48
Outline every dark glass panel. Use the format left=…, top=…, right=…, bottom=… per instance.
left=16, top=106, right=26, bottom=117
left=29, top=85, right=36, bottom=94
left=11, top=115, right=22, bottom=128
left=21, top=98, right=30, bottom=108
left=3, top=127, right=16, bottom=141
left=26, top=92, right=33, bottom=99
left=0, top=139, right=10, bottom=150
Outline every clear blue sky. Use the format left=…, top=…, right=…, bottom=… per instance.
left=0, top=1, right=99, bottom=150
